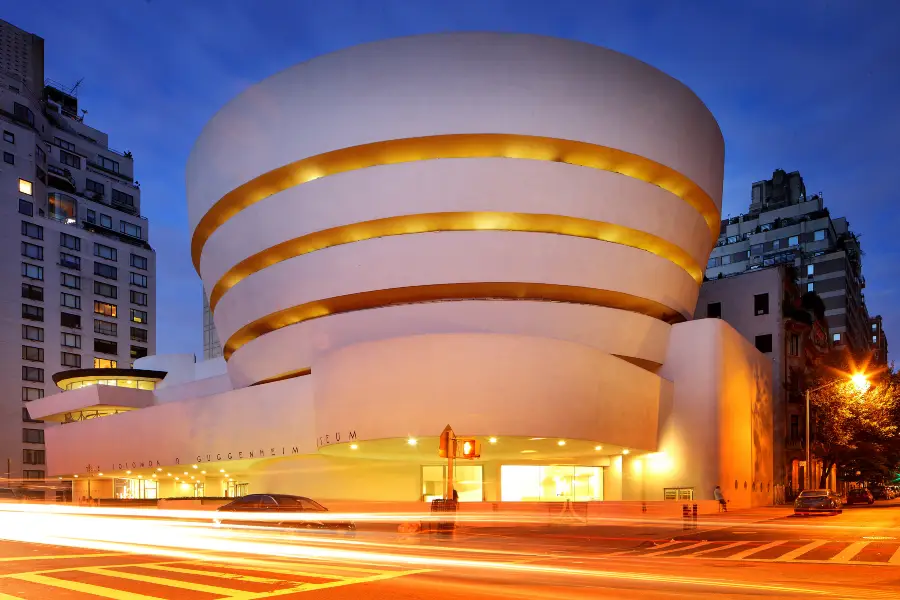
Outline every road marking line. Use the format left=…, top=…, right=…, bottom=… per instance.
left=134, top=563, right=299, bottom=585
left=644, top=541, right=711, bottom=557
left=774, top=540, right=829, bottom=561
left=830, top=541, right=869, bottom=562
left=691, top=541, right=748, bottom=556
left=0, top=552, right=124, bottom=562
left=179, top=560, right=358, bottom=578
left=605, top=540, right=681, bottom=556
left=80, top=565, right=249, bottom=596
left=889, top=544, right=900, bottom=565
left=727, top=540, right=786, bottom=560
left=226, top=569, right=432, bottom=599
left=11, top=572, right=168, bottom=600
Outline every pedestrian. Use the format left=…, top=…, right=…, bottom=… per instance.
left=714, top=485, right=727, bottom=512
left=452, top=489, right=459, bottom=502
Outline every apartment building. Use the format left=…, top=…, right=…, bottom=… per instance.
left=707, top=169, right=870, bottom=353
left=0, top=19, right=156, bottom=496
left=870, top=316, right=889, bottom=367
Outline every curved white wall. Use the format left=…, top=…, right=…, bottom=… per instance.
left=187, top=33, right=724, bottom=386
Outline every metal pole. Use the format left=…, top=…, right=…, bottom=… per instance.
left=5, top=458, right=9, bottom=489
left=446, top=436, right=455, bottom=500
left=805, top=388, right=811, bottom=490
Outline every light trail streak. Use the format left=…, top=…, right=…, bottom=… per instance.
left=0, top=506, right=875, bottom=597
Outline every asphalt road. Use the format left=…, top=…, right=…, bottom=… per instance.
left=0, top=502, right=898, bottom=599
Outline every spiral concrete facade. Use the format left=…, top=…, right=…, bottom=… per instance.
left=38, top=34, right=774, bottom=507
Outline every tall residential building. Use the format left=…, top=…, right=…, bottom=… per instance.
left=869, top=316, right=889, bottom=366
left=707, top=169, right=870, bottom=353
left=0, top=19, right=155, bottom=495
left=202, top=288, right=222, bottom=359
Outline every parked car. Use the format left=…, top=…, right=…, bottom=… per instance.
left=214, top=494, right=356, bottom=534
left=870, top=486, right=892, bottom=500
left=845, top=488, right=874, bottom=505
left=794, top=489, right=843, bottom=515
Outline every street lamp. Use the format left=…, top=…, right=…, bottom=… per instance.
left=805, top=372, right=870, bottom=489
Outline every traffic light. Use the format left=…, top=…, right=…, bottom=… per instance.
left=459, top=438, right=481, bottom=459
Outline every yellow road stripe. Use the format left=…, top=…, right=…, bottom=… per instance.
left=135, top=562, right=298, bottom=585
left=0, top=552, right=124, bottom=562
left=830, top=541, right=868, bottom=562
left=690, top=541, right=748, bottom=556
left=727, top=540, right=785, bottom=560
left=11, top=572, right=168, bottom=600
left=643, top=541, right=710, bottom=557
left=888, top=544, right=900, bottom=564
left=180, top=559, right=364, bottom=577
left=81, top=565, right=248, bottom=596
left=774, top=540, right=828, bottom=562
left=228, top=569, right=432, bottom=599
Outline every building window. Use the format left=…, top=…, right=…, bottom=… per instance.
left=21, top=242, right=43, bottom=261
left=3, top=151, right=13, bottom=165
left=86, top=209, right=96, bottom=224
left=54, top=137, right=75, bottom=151
left=22, top=387, right=44, bottom=401
left=22, top=366, right=44, bottom=383
left=97, top=155, right=119, bottom=173
left=22, top=262, right=43, bottom=281
left=95, top=320, right=117, bottom=336
left=94, top=281, right=118, bottom=299
left=99, top=214, right=113, bottom=229
left=788, top=236, right=799, bottom=247
left=21, top=221, right=43, bottom=240
left=130, top=290, right=148, bottom=306
left=21, top=283, right=43, bottom=301
left=706, top=256, right=720, bottom=269
left=130, top=327, right=148, bottom=343
left=94, top=338, right=118, bottom=355
left=22, top=325, right=43, bottom=342
left=60, top=273, right=81, bottom=290
left=3, top=130, right=13, bottom=143
left=790, top=415, right=800, bottom=441
left=13, top=102, right=34, bottom=126
left=755, top=334, right=773, bottom=353
left=130, top=272, right=148, bottom=288
left=61, top=332, right=81, bottom=349
left=22, top=345, right=43, bottom=362
left=873, top=335, right=878, bottom=344
left=807, top=282, right=814, bottom=292
left=86, top=178, right=105, bottom=195
left=23, top=449, right=45, bottom=464
left=19, top=179, right=33, bottom=196
left=120, top=221, right=141, bottom=238
left=872, top=323, right=877, bottom=331
left=750, top=243, right=763, bottom=257
left=18, top=199, right=33, bottom=216
left=94, top=243, right=117, bottom=261
left=112, top=189, right=134, bottom=207
left=807, top=264, right=814, bottom=276
left=22, top=470, right=44, bottom=480
left=61, top=312, right=81, bottom=329
left=94, top=262, right=118, bottom=280
left=94, top=357, right=117, bottom=369
left=35, top=144, right=45, bottom=163
left=754, top=293, right=769, bottom=316
left=833, top=332, right=842, bottom=343
left=707, top=302, right=722, bottom=319
left=813, top=230, right=826, bottom=241
left=61, top=351, right=82, bottom=368
left=131, top=345, right=148, bottom=360
left=60, top=292, right=81, bottom=309
left=130, top=309, right=148, bottom=324
left=60, top=232, right=81, bottom=251
left=21, top=304, right=44, bottom=321
left=789, top=333, right=800, bottom=357
left=60, top=149, right=81, bottom=169
left=22, top=428, right=44, bottom=444
left=130, top=254, right=148, bottom=270
left=721, top=254, right=732, bottom=266
left=94, top=301, right=117, bottom=317
left=59, top=252, right=81, bottom=270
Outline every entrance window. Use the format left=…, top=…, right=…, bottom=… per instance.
left=226, top=481, right=249, bottom=498
left=421, top=465, right=483, bottom=502
left=114, top=478, right=157, bottom=499
left=500, top=465, right=603, bottom=502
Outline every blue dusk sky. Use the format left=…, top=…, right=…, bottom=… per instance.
left=4, top=1, right=898, bottom=357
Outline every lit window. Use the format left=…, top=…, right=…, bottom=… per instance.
left=813, top=230, right=826, bottom=241
left=130, top=309, right=148, bottom=324
left=873, top=335, right=878, bottom=344
left=93, top=301, right=117, bottom=317
left=807, top=282, right=814, bottom=292
left=18, top=179, right=32, bottom=196
left=833, top=332, right=841, bottom=343
left=807, top=264, right=814, bottom=275
left=94, top=357, right=118, bottom=369
left=788, top=236, right=799, bottom=247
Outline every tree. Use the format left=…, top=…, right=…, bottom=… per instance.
left=808, top=349, right=900, bottom=488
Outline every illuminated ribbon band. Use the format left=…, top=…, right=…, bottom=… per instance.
left=222, top=282, right=688, bottom=360
left=207, top=212, right=705, bottom=312
left=192, top=133, right=720, bottom=272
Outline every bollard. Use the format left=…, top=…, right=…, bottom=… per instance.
left=692, top=503, right=698, bottom=530
left=682, top=504, right=689, bottom=531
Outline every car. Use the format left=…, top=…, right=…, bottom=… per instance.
left=794, top=489, right=843, bottom=515
left=214, top=494, right=356, bottom=534
left=845, top=488, right=874, bottom=505
left=870, top=486, right=891, bottom=500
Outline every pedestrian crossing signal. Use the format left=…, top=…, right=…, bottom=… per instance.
left=459, top=438, right=481, bottom=459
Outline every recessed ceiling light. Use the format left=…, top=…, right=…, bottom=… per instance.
left=594, top=446, right=603, bottom=451
left=407, top=438, right=417, bottom=446
left=73, top=474, right=78, bottom=478
left=167, top=473, right=172, bottom=477
left=98, top=473, right=104, bottom=476
left=157, top=468, right=162, bottom=471
left=126, top=470, right=131, bottom=474
left=220, top=469, right=225, bottom=473
left=192, top=465, right=198, bottom=469
left=489, top=437, right=497, bottom=444
left=557, top=440, right=566, bottom=446
left=183, top=472, right=188, bottom=475
left=529, top=437, right=545, bottom=441
left=622, top=449, right=630, bottom=455
left=520, top=450, right=537, bottom=454
left=350, top=444, right=358, bottom=450
left=201, top=471, right=206, bottom=475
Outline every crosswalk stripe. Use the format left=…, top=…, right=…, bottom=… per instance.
left=774, top=540, right=828, bottom=561
left=605, top=540, right=682, bottom=556
left=727, top=540, right=785, bottom=560
left=227, top=569, right=433, bottom=600
left=11, top=572, right=166, bottom=600
left=644, top=541, right=711, bottom=557
left=80, top=565, right=245, bottom=595
left=690, top=541, right=748, bottom=556
left=889, top=545, right=900, bottom=564
left=134, top=563, right=297, bottom=585
left=830, top=541, right=868, bottom=562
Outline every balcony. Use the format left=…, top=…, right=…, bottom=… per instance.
left=87, top=160, right=134, bottom=183
left=47, top=165, right=76, bottom=194
left=81, top=222, right=152, bottom=251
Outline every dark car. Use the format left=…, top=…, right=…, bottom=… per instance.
left=214, top=494, right=355, bottom=534
left=794, top=489, right=843, bottom=515
left=845, top=488, right=874, bottom=505
left=870, top=487, right=891, bottom=500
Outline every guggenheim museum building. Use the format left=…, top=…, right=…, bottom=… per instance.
left=30, top=33, right=774, bottom=507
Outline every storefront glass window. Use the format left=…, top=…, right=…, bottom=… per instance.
left=421, top=465, right=483, bottom=502
left=65, top=378, right=156, bottom=391
left=500, top=465, right=603, bottom=502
